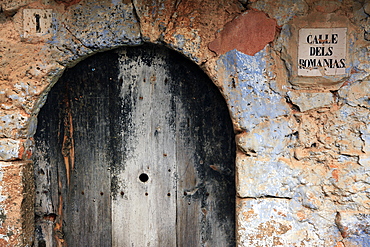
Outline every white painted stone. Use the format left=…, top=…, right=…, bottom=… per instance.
left=0, top=139, right=20, bottom=161
left=23, top=9, right=53, bottom=38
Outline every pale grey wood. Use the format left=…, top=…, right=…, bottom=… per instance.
left=175, top=109, right=202, bottom=246
left=112, top=49, right=177, bottom=246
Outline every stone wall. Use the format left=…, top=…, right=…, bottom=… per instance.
left=0, top=0, right=369, bottom=246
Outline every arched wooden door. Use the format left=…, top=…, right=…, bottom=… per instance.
left=33, top=44, right=235, bottom=247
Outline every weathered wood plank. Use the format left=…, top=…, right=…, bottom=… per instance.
left=34, top=52, right=120, bottom=247
left=112, top=48, right=177, bottom=246
left=168, top=49, right=236, bottom=247
left=61, top=53, right=120, bottom=247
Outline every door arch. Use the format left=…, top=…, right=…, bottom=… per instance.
left=33, top=44, right=235, bottom=246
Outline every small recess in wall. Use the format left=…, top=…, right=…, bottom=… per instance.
left=23, top=9, right=53, bottom=38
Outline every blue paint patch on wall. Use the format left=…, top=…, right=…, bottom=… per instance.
left=217, top=49, right=290, bottom=131
left=346, top=236, right=370, bottom=247
left=47, top=2, right=142, bottom=66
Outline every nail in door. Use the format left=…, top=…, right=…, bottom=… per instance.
left=34, top=44, right=235, bottom=247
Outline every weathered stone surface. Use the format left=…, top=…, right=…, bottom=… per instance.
left=0, top=161, right=34, bottom=246
left=250, top=0, right=309, bottom=26
left=132, top=0, right=177, bottom=42
left=236, top=198, right=341, bottom=246
left=0, top=138, right=32, bottom=162
left=208, top=10, right=276, bottom=56
left=287, top=91, right=334, bottom=112
left=337, top=211, right=370, bottom=246
left=0, top=82, right=39, bottom=114
left=54, top=0, right=82, bottom=7
left=0, top=0, right=32, bottom=16
left=293, top=107, right=365, bottom=157
left=0, top=0, right=368, bottom=246
left=59, top=1, right=142, bottom=50
left=237, top=117, right=297, bottom=158
left=0, top=17, right=64, bottom=115
left=217, top=49, right=291, bottom=131
left=339, top=80, right=370, bottom=109
left=0, top=111, right=30, bottom=139
left=349, top=1, right=369, bottom=24
left=363, top=18, right=370, bottom=33
left=163, top=0, right=243, bottom=64
left=236, top=152, right=301, bottom=198
left=359, top=125, right=370, bottom=166
left=0, top=139, right=21, bottom=161
left=313, top=0, right=341, bottom=13
left=365, top=2, right=370, bottom=16
left=293, top=185, right=324, bottom=210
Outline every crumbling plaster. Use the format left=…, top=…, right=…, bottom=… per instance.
left=0, top=0, right=369, bottom=246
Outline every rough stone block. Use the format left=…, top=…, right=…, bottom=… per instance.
left=365, top=2, right=370, bottom=16
left=54, top=0, right=82, bottom=7
left=287, top=91, right=334, bottom=112
left=313, top=0, right=341, bottom=13
left=1, top=0, right=32, bottom=16
left=337, top=211, right=370, bottom=246
left=0, top=138, right=32, bottom=162
left=0, top=161, right=34, bottom=246
left=236, top=152, right=300, bottom=198
left=338, top=80, right=370, bottom=109
left=250, top=0, right=309, bottom=26
left=359, top=125, right=370, bottom=166
left=217, top=49, right=291, bottom=131
left=0, top=139, right=21, bottom=161
left=132, top=0, right=177, bottom=42
left=0, top=81, right=39, bottom=114
left=163, top=0, right=243, bottom=64
left=0, top=111, right=30, bottom=139
left=208, top=10, right=276, bottom=56
left=293, top=185, right=325, bottom=210
left=236, top=117, right=297, bottom=157
left=60, top=2, right=142, bottom=50
left=334, top=105, right=368, bottom=157
left=236, top=198, right=341, bottom=246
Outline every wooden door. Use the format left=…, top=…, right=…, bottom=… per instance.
left=33, top=44, right=235, bottom=247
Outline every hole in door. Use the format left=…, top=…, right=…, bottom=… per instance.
left=139, top=173, right=149, bottom=183
left=33, top=44, right=235, bottom=246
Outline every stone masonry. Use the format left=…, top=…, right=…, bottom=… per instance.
left=0, top=0, right=369, bottom=246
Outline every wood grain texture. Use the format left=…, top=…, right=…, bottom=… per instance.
left=34, top=44, right=235, bottom=247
